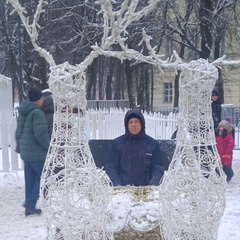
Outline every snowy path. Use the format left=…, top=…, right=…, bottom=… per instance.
left=0, top=172, right=47, bottom=239
left=0, top=155, right=240, bottom=240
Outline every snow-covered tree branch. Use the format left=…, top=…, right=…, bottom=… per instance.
left=8, top=0, right=55, bottom=66
left=8, top=0, right=183, bottom=73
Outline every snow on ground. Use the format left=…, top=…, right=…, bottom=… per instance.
left=0, top=151, right=239, bottom=240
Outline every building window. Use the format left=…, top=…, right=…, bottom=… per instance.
left=164, top=82, right=173, bottom=102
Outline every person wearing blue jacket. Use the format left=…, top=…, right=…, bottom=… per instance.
left=15, top=87, right=50, bottom=216
left=105, top=109, right=165, bottom=186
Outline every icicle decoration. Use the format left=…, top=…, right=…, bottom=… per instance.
left=159, top=59, right=226, bottom=240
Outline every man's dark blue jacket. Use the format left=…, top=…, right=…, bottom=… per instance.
left=105, top=109, right=165, bottom=186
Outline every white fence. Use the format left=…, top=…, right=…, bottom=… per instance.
left=0, top=108, right=178, bottom=172
left=87, top=108, right=177, bottom=139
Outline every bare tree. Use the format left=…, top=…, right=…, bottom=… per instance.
left=3, top=0, right=240, bottom=106
left=153, top=0, right=239, bottom=107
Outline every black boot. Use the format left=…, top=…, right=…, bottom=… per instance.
left=25, top=207, right=42, bottom=216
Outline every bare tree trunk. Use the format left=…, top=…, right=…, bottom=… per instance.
left=173, top=39, right=186, bottom=107
left=114, top=59, right=123, bottom=100
left=199, top=0, right=213, bottom=59
left=214, top=26, right=224, bottom=103
left=150, top=67, right=154, bottom=112
left=135, top=63, right=150, bottom=111
left=98, top=56, right=105, bottom=100
left=173, top=71, right=180, bottom=108
left=125, top=60, right=135, bottom=108
left=137, top=65, right=144, bottom=109
left=1, top=14, right=22, bottom=102
left=144, top=65, right=150, bottom=112
left=86, top=58, right=98, bottom=100
left=106, top=57, right=116, bottom=100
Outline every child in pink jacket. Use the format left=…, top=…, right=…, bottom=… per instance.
left=216, top=120, right=234, bottom=182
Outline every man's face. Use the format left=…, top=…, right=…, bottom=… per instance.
left=211, top=95, right=218, bottom=101
left=128, top=118, right=142, bottom=135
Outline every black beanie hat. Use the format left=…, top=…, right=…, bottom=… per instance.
left=212, top=90, right=219, bottom=96
left=28, top=87, right=43, bottom=102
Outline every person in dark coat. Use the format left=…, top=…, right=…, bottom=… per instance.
left=15, top=87, right=50, bottom=216
left=105, top=109, right=165, bottom=186
left=211, top=90, right=222, bottom=134
left=41, top=89, right=54, bottom=136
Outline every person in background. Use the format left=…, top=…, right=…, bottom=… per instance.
left=171, top=127, right=178, bottom=139
left=225, top=116, right=235, bottom=140
left=211, top=89, right=222, bottom=135
left=216, top=120, right=234, bottom=182
left=42, top=89, right=54, bottom=136
left=15, top=87, right=50, bottom=216
left=105, top=109, right=165, bottom=186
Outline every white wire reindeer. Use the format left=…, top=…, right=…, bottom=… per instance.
left=159, top=59, right=225, bottom=240
left=8, top=0, right=240, bottom=239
